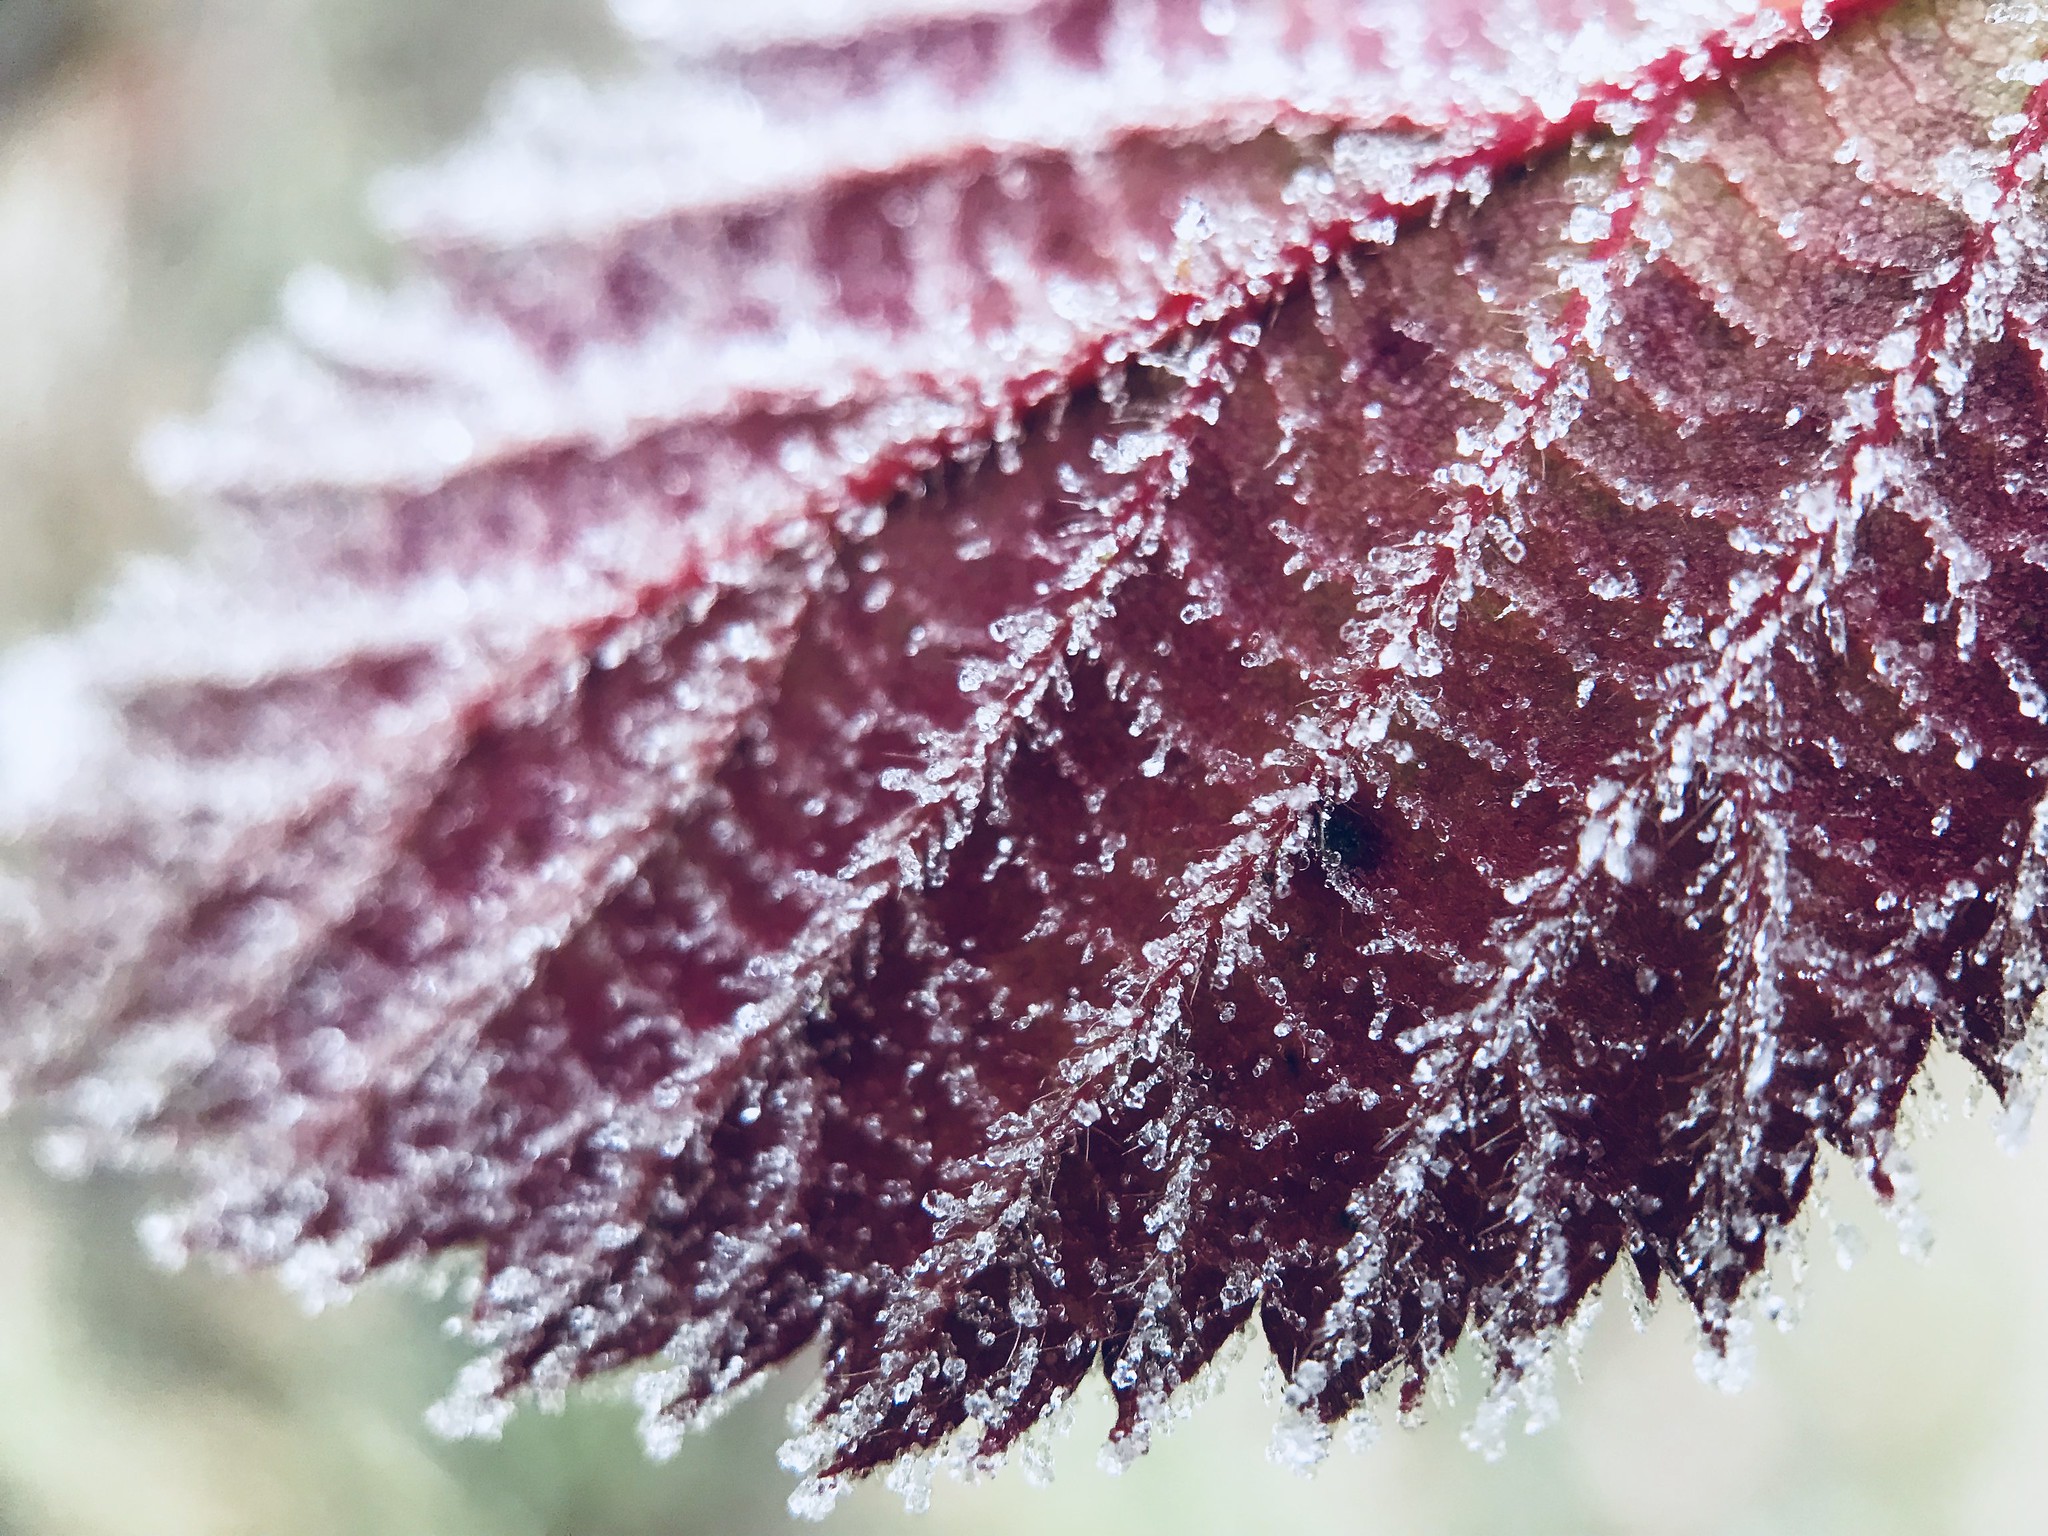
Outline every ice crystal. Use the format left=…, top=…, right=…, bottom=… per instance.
left=5, top=0, right=2048, bottom=1514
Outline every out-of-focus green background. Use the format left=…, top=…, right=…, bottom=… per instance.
left=4, top=4, right=2048, bottom=1532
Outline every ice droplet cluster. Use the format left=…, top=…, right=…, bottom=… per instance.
left=5, top=0, right=2048, bottom=1514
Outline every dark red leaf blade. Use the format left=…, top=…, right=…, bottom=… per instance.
left=5, top=0, right=2048, bottom=1514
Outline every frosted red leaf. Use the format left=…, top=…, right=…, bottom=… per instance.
left=4, top=0, right=2048, bottom=1512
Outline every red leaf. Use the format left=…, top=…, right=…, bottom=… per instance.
left=5, top=0, right=2048, bottom=1511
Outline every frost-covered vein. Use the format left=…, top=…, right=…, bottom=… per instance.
left=881, top=128, right=1676, bottom=1450
left=387, top=0, right=1796, bottom=249
left=234, top=347, right=1254, bottom=1360
left=5, top=619, right=617, bottom=1103
left=159, top=0, right=1879, bottom=514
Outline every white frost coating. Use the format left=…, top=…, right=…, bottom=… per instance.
left=1213, top=0, right=2048, bottom=1470
left=160, top=9, right=1772, bottom=507
left=387, top=1, right=1775, bottom=246
left=614, top=0, right=1043, bottom=55
left=8, top=0, right=2048, bottom=1511
left=133, top=0, right=1816, bottom=513
left=142, top=266, right=1022, bottom=499
left=939, top=109, right=1668, bottom=1452
left=0, top=638, right=112, bottom=835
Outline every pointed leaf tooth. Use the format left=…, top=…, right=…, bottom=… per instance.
left=477, top=1042, right=827, bottom=1415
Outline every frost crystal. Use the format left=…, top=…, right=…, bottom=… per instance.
left=5, top=0, right=2048, bottom=1515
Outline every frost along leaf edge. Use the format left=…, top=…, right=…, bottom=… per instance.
left=3, top=0, right=2048, bottom=1515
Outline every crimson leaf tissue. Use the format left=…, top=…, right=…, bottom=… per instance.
left=3, top=0, right=2047, bottom=1513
